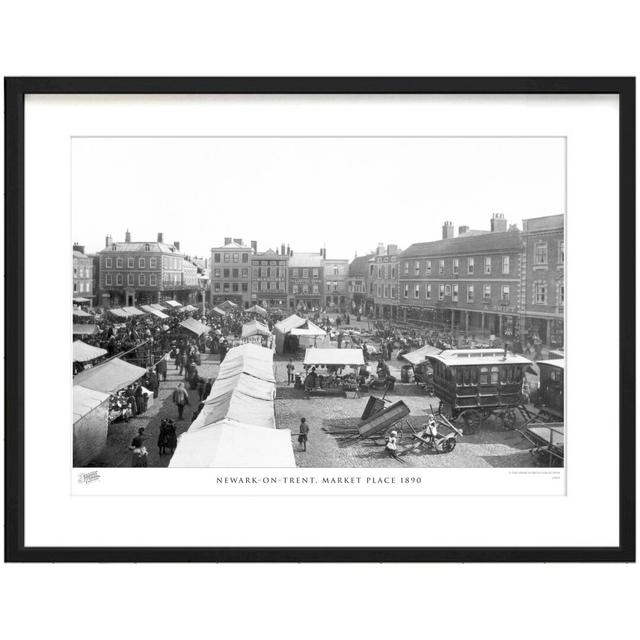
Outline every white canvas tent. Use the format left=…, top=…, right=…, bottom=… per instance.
left=304, top=348, right=365, bottom=367
left=164, top=300, right=182, bottom=308
left=241, top=319, right=271, bottom=339
left=246, top=304, right=268, bottom=316
left=169, top=421, right=295, bottom=467
left=140, top=304, right=169, bottom=319
left=182, top=304, right=198, bottom=312
left=73, top=385, right=111, bottom=466
left=402, top=344, right=442, bottom=366
left=274, top=314, right=328, bottom=353
left=179, top=317, right=211, bottom=337
left=123, top=306, right=146, bottom=316
left=212, top=306, right=227, bottom=316
left=73, top=323, right=99, bottom=336
left=108, top=308, right=130, bottom=319
left=73, top=357, right=147, bottom=393
left=73, top=340, right=108, bottom=363
left=170, top=344, right=294, bottom=468
left=73, top=308, right=92, bottom=318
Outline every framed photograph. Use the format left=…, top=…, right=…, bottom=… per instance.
left=5, top=77, right=635, bottom=562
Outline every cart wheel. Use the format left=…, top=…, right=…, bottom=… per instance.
left=459, top=409, right=482, bottom=434
left=441, top=438, right=457, bottom=453
left=501, top=408, right=517, bottom=430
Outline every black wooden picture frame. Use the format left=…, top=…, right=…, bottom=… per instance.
left=4, top=77, right=635, bottom=562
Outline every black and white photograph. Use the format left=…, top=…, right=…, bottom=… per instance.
left=72, top=136, right=566, bottom=471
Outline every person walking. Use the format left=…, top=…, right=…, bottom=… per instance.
left=155, top=354, right=167, bottom=383
left=286, top=359, right=295, bottom=385
left=172, top=382, right=190, bottom=420
left=298, top=417, right=309, bottom=451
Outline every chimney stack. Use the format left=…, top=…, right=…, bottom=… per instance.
left=387, top=244, right=398, bottom=256
left=125, top=229, right=131, bottom=243
left=287, top=244, right=291, bottom=256
left=251, top=240, right=257, bottom=253
left=105, top=234, right=112, bottom=247
left=74, top=243, right=85, bottom=255
left=442, top=221, right=454, bottom=240
left=157, top=232, right=164, bottom=243
left=233, top=238, right=243, bottom=246
left=490, top=213, right=507, bottom=233
left=377, top=242, right=385, bottom=255
left=458, top=225, right=469, bottom=236
left=174, top=241, right=180, bottom=251
left=281, top=243, right=286, bottom=256
left=224, top=237, right=232, bottom=245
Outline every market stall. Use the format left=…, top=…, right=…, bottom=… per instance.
left=274, top=314, right=328, bottom=353
left=164, top=300, right=182, bottom=309
left=73, top=323, right=99, bottom=337
left=72, top=308, right=92, bottom=318
left=123, top=306, right=146, bottom=316
left=241, top=319, right=271, bottom=346
left=140, top=304, right=170, bottom=319
left=108, top=308, right=131, bottom=320
left=73, top=357, right=147, bottom=394
left=302, top=348, right=365, bottom=393
left=73, top=340, right=108, bottom=364
left=179, top=317, right=211, bottom=337
left=400, top=344, right=441, bottom=385
left=170, top=343, right=294, bottom=468
left=212, top=306, right=227, bottom=316
left=246, top=304, right=268, bottom=317
left=73, top=385, right=110, bottom=466
left=182, top=304, right=198, bottom=312
left=290, top=321, right=328, bottom=349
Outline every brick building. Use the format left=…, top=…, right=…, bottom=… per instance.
left=209, top=238, right=254, bottom=308
left=323, top=256, right=349, bottom=311
left=520, top=214, right=565, bottom=347
left=98, top=231, right=199, bottom=307
left=371, top=243, right=401, bottom=320
left=73, top=243, right=94, bottom=305
left=288, top=251, right=324, bottom=312
left=398, top=216, right=522, bottom=336
left=250, top=245, right=289, bottom=311
left=347, top=253, right=375, bottom=314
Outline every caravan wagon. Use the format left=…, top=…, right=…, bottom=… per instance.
left=427, top=348, right=533, bottom=433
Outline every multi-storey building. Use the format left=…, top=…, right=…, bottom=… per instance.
left=288, top=251, right=324, bottom=312
left=347, top=253, right=375, bottom=314
left=371, top=243, right=401, bottom=320
left=323, top=256, right=349, bottom=311
left=520, top=214, right=565, bottom=347
left=98, top=231, right=199, bottom=307
left=250, top=245, right=289, bottom=310
left=73, top=243, right=94, bottom=304
left=398, top=216, right=522, bottom=337
left=209, top=238, right=254, bottom=308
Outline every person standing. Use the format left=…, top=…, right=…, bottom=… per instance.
left=129, top=427, right=148, bottom=467
left=286, top=359, right=295, bottom=385
left=172, top=382, right=190, bottom=420
left=298, top=417, right=309, bottom=451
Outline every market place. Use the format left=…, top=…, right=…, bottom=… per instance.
left=73, top=299, right=564, bottom=469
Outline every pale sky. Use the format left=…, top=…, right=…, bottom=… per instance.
left=72, top=137, right=566, bottom=259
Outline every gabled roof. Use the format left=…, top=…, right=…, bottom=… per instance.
left=73, top=250, right=91, bottom=259
left=400, top=230, right=521, bottom=259
left=98, top=241, right=182, bottom=255
left=349, top=253, right=375, bottom=276
left=288, top=252, right=323, bottom=268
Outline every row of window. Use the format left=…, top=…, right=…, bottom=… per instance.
left=212, top=282, right=249, bottom=293
left=375, top=285, right=398, bottom=300
left=534, top=240, right=564, bottom=266
left=73, top=267, right=92, bottom=278
left=252, top=281, right=286, bottom=292
left=213, top=252, right=250, bottom=263
left=213, top=268, right=249, bottom=279
left=252, top=267, right=286, bottom=278
left=402, top=255, right=511, bottom=277
left=73, top=282, right=92, bottom=293
left=105, top=273, right=159, bottom=286
left=290, top=268, right=320, bottom=279
left=104, top=256, right=182, bottom=270
left=292, top=284, right=320, bottom=295
left=433, top=361, right=524, bottom=385
left=400, top=282, right=511, bottom=303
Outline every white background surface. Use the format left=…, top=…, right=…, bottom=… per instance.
left=1, top=2, right=638, bottom=640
